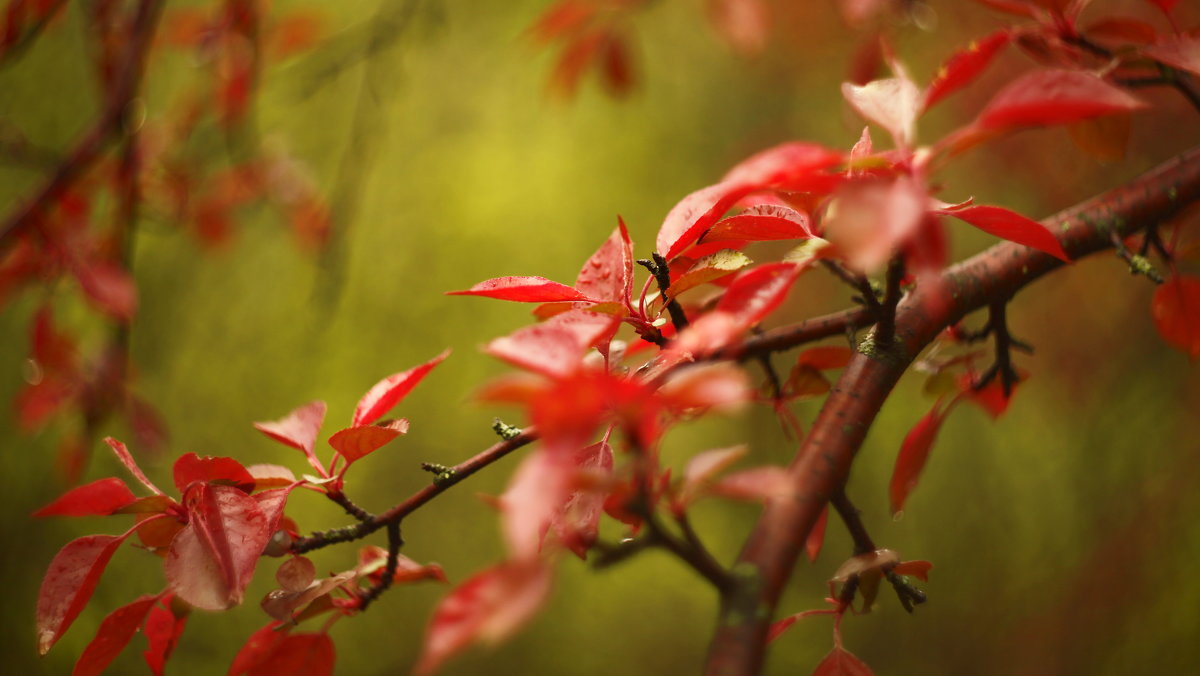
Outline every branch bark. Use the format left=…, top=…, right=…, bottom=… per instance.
left=703, top=145, right=1200, bottom=676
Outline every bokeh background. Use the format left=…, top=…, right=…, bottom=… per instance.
left=3, top=1, right=1199, bottom=674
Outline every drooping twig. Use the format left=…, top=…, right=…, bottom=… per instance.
left=638, top=253, right=690, bottom=332
left=357, top=521, right=403, bottom=612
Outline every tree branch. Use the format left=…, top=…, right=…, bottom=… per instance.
left=703, top=145, right=1200, bottom=676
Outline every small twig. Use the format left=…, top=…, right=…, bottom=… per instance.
left=830, top=488, right=875, bottom=556
left=638, top=253, right=689, bottom=332
left=326, top=491, right=375, bottom=522
left=874, top=256, right=905, bottom=348
left=1111, top=230, right=1165, bottom=283
left=357, top=521, right=403, bottom=612
left=819, top=260, right=881, bottom=312
left=972, top=300, right=1027, bottom=398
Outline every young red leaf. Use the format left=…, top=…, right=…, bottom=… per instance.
left=889, top=402, right=948, bottom=515
left=710, top=466, right=795, bottom=502
left=842, top=74, right=922, bottom=148
left=246, top=464, right=297, bottom=489
left=976, top=69, right=1147, bottom=131
left=677, top=445, right=748, bottom=508
left=1144, top=36, right=1200, bottom=79
left=658, top=181, right=757, bottom=261
left=501, top=449, right=574, bottom=559
left=254, top=401, right=327, bottom=472
left=1152, top=275, right=1200, bottom=359
left=33, top=478, right=137, bottom=517
left=415, top=560, right=553, bottom=676
left=446, top=276, right=590, bottom=303
left=37, top=534, right=128, bottom=655
left=716, top=262, right=803, bottom=329
left=173, top=453, right=256, bottom=494
left=142, top=597, right=188, bottom=676
left=164, top=484, right=271, bottom=610
left=549, top=438, right=614, bottom=559
left=328, top=419, right=409, bottom=464
left=358, top=546, right=449, bottom=585
left=924, top=30, right=1012, bottom=110
left=938, top=204, right=1069, bottom=261
left=229, top=622, right=288, bottom=676
left=486, top=311, right=618, bottom=379
left=72, top=595, right=158, bottom=676
left=700, top=205, right=813, bottom=244
left=812, top=647, right=875, bottom=676
left=575, top=219, right=634, bottom=304
left=721, top=141, right=844, bottom=192
left=73, top=260, right=138, bottom=322
left=658, top=362, right=752, bottom=414
left=104, top=437, right=166, bottom=496
left=353, top=349, right=449, bottom=426
left=805, top=504, right=828, bottom=562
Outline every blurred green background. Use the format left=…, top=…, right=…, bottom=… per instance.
left=2, top=1, right=1199, bottom=674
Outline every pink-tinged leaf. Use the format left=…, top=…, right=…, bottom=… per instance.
left=276, top=556, right=317, bottom=592
left=1152, top=275, right=1200, bottom=359
left=924, top=30, right=1012, bottom=110
left=415, top=560, right=553, bottom=676
left=74, top=261, right=138, bottom=322
left=165, top=484, right=271, bottom=610
left=976, top=69, right=1147, bottom=131
left=173, top=453, right=256, bottom=494
left=358, top=546, right=449, bottom=585
left=805, top=505, right=828, bottom=562
left=254, top=401, right=327, bottom=472
left=658, top=363, right=752, bottom=414
left=72, top=595, right=158, bottom=676
left=550, top=439, right=614, bottom=559
left=15, top=379, right=76, bottom=431
left=959, top=370, right=1024, bottom=419
left=261, top=571, right=356, bottom=622
left=353, top=350, right=450, bottom=427
left=247, top=633, right=335, bottom=676
left=716, top=262, right=803, bottom=329
left=328, top=419, right=409, bottom=464
left=142, top=597, right=188, bottom=676
left=105, top=437, right=165, bottom=496
left=486, top=311, right=618, bottom=379
left=34, top=478, right=137, bottom=517
left=842, top=74, right=922, bottom=148
left=708, top=0, right=769, bottom=57
left=228, top=622, right=288, bottom=676
left=824, top=177, right=927, bottom=272
left=892, top=559, right=933, bottom=581
left=710, top=466, right=795, bottom=501
left=254, top=486, right=297, bottom=535
left=812, top=647, right=876, bottom=676
left=1144, top=36, right=1200, bottom=78
left=246, top=464, right=297, bottom=489
left=700, top=205, right=814, bottom=244
left=889, top=403, right=948, bottom=515
left=721, top=142, right=844, bottom=192
left=37, top=534, right=128, bottom=654
left=447, top=276, right=590, bottom=303
left=575, top=219, right=634, bottom=304
left=797, top=346, right=855, bottom=370
left=501, top=449, right=574, bottom=559
left=938, top=204, right=1069, bottom=261
left=677, top=445, right=748, bottom=507
left=658, top=181, right=757, bottom=261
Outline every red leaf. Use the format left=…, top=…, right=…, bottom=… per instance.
left=501, top=450, right=575, bottom=559
left=550, top=439, right=614, bottom=559
left=708, top=0, right=770, bottom=57
left=34, top=478, right=137, bottom=517
left=976, top=69, right=1147, bottom=131
left=1144, top=36, right=1200, bottom=78
left=805, top=505, right=828, bottom=562
left=255, top=486, right=297, bottom=535
left=31, top=305, right=76, bottom=373
left=415, top=560, right=553, bottom=676
left=1145, top=0, right=1181, bottom=14
left=796, top=346, right=854, bottom=370
left=446, top=276, right=590, bottom=303
left=812, top=647, right=875, bottom=676
left=1085, top=17, right=1159, bottom=46
left=889, top=402, right=948, bottom=515
left=328, top=419, right=408, bottom=464
left=165, top=485, right=271, bottom=610
left=142, top=597, right=188, bottom=676
left=173, top=453, right=256, bottom=494
left=548, top=29, right=607, bottom=99
left=73, top=261, right=138, bottom=322
left=938, top=204, right=1069, bottom=261
left=485, top=310, right=619, bottom=378
left=824, top=176, right=927, bottom=272
left=247, top=633, right=335, bottom=676
left=353, top=350, right=449, bottom=427
left=1152, top=275, right=1200, bottom=359
left=842, top=73, right=922, bottom=148
left=710, top=466, right=795, bottom=501
left=72, top=595, right=158, bottom=676
left=892, top=559, right=933, bottom=581
left=716, top=262, right=803, bottom=329
left=924, top=30, right=1012, bottom=110
left=105, top=437, right=166, bottom=496
left=246, top=464, right=297, bottom=489
left=37, top=534, right=128, bottom=655
left=228, top=622, right=288, bottom=676
left=254, top=401, right=327, bottom=471
left=721, top=142, right=843, bottom=192
left=700, top=205, right=813, bottom=244
left=574, top=219, right=634, bottom=304
left=658, top=181, right=757, bottom=261
left=15, top=379, right=77, bottom=431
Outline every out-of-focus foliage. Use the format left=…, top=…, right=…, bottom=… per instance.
left=2, top=1, right=1199, bottom=674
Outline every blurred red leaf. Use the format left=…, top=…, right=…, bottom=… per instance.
left=248, top=633, right=335, bottom=676
left=228, top=621, right=287, bottom=676
left=37, top=534, right=128, bottom=655
left=716, top=262, right=803, bottom=328
left=708, top=0, right=769, bottom=57
left=353, top=350, right=449, bottom=427
left=812, top=647, right=875, bottom=675
left=550, top=438, right=614, bottom=559
left=842, top=73, right=922, bottom=148
left=501, top=449, right=574, bottom=559
left=599, top=30, right=634, bottom=97
left=924, top=29, right=1011, bottom=110
left=710, top=466, right=795, bottom=501
left=701, top=205, right=813, bottom=244
left=142, top=596, right=188, bottom=676
left=796, top=346, right=854, bottom=370
left=254, top=400, right=328, bottom=474
left=805, top=505, right=828, bottom=562
left=447, top=276, right=590, bottom=303
left=937, top=204, right=1069, bottom=261
left=677, top=445, right=748, bottom=508
left=1152, top=275, right=1200, bottom=359
left=33, top=478, right=136, bottom=518
left=105, top=437, right=166, bottom=496
left=73, top=260, right=138, bottom=322
left=889, top=402, right=948, bottom=515
left=72, top=595, right=158, bottom=676
left=976, top=69, right=1146, bottom=131
left=1143, top=35, right=1200, bottom=78
left=486, top=310, right=618, bottom=379
left=721, top=141, right=844, bottom=191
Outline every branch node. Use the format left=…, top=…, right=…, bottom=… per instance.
left=492, top=418, right=523, bottom=440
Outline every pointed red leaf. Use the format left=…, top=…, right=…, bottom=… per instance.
left=805, top=505, right=828, bottom=562
left=658, top=362, right=752, bottom=414
left=700, top=205, right=814, bottom=244
left=353, top=350, right=449, bottom=426
left=658, top=181, right=757, bottom=261
left=976, top=69, right=1147, bottom=131
left=812, top=647, right=875, bottom=676
left=246, top=464, right=297, bottom=489
left=142, top=597, right=188, bottom=676
left=1144, top=36, right=1200, bottom=78
left=105, top=437, right=166, bottom=496
left=550, top=438, right=614, bottom=559
left=1152, top=275, right=1200, bottom=359
left=72, top=595, right=158, bottom=676
left=721, top=141, right=844, bottom=192
left=164, top=485, right=271, bottom=610
left=939, top=204, right=1069, bottom=261
left=708, top=0, right=769, bottom=57
left=892, top=559, right=933, bottom=581
left=501, top=449, right=575, bottom=559
left=843, top=74, right=922, bottom=148
left=711, top=466, right=795, bottom=501
left=173, top=453, right=256, bottom=494
left=31, top=305, right=77, bottom=373
left=716, top=262, right=803, bottom=329
left=889, top=402, right=948, bottom=515
left=15, top=379, right=76, bottom=431
left=37, top=534, right=128, bottom=655
left=228, top=622, right=288, bottom=676
left=74, top=261, right=138, bottom=322
left=486, top=311, right=619, bottom=378
left=575, top=219, right=634, bottom=304
left=415, top=560, right=553, bottom=676
left=34, top=478, right=137, bottom=518
left=447, top=276, right=590, bottom=302
left=254, top=401, right=327, bottom=473
left=924, top=30, right=1012, bottom=110
left=255, top=485, right=298, bottom=535
left=328, top=419, right=409, bottom=464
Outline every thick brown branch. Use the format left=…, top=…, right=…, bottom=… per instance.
left=704, top=145, right=1200, bottom=676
